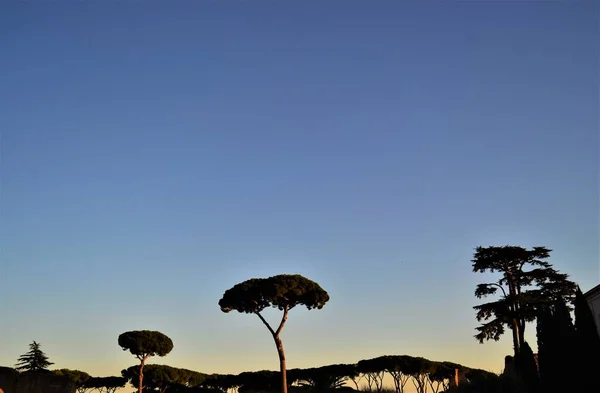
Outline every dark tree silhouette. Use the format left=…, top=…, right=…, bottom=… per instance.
left=427, top=362, right=454, bottom=393
left=15, top=341, right=54, bottom=372
left=84, top=376, right=127, bottom=393
left=356, top=358, right=386, bottom=392
left=118, top=330, right=174, bottom=393
left=218, top=274, right=330, bottom=393
left=573, top=287, right=600, bottom=393
left=403, top=357, right=433, bottom=393
left=536, top=299, right=576, bottom=393
left=293, top=364, right=356, bottom=392
left=53, top=369, right=91, bottom=393
left=202, top=373, right=240, bottom=393
left=358, top=356, right=413, bottom=393
left=471, top=245, right=576, bottom=356
left=122, top=364, right=208, bottom=393
left=514, top=341, right=540, bottom=393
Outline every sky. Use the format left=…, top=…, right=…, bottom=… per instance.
left=1, top=1, right=598, bottom=391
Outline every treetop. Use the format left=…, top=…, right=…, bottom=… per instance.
left=472, top=245, right=552, bottom=273
left=118, top=330, right=174, bottom=358
left=219, top=274, right=330, bottom=314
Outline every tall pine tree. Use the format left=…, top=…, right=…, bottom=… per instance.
left=15, top=341, right=54, bottom=372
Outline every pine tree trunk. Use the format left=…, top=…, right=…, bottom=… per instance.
left=274, top=336, right=287, bottom=393
left=138, top=356, right=148, bottom=393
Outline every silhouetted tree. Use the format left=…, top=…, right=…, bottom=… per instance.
left=403, top=357, right=433, bottom=393
left=85, top=376, right=127, bottom=393
left=428, top=362, right=454, bottom=393
left=573, top=285, right=600, bottom=392
left=513, top=341, right=539, bottom=393
left=53, top=369, right=91, bottom=393
left=15, top=341, right=54, bottom=372
left=118, top=330, right=174, bottom=393
left=383, top=356, right=414, bottom=393
left=201, top=374, right=239, bottom=393
left=536, top=299, right=576, bottom=393
left=356, top=358, right=385, bottom=392
left=236, top=370, right=280, bottom=392
left=122, top=364, right=208, bottom=393
left=472, top=245, right=576, bottom=356
left=345, top=365, right=363, bottom=391
left=294, top=364, right=357, bottom=392
left=219, top=274, right=330, bottom=393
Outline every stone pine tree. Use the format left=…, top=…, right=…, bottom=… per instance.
left=15, top=341, right=54, bottom=372
left=85, top=376, right=127, bottom=393
left=118, top=330, right=174, bottom=393
left=471, top=245, right=576, bottom=356
left=219, top=274, right=330, bottom=393
left=53, top=369, right=91, bottom=393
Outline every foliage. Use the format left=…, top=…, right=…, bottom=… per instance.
left=471, top=245, right=576, bottom=356
left=219, top=274, right=330, bottom=314
left=236, top=370, right=280, bottom=392
left=354, top=356, right=461, bottom=393
left=573, top=286, right=600, bottom=392
left=402, top=357, right=433, bottom=393
left=293, top=364, right=357, bottom=392
left=535, top=299, right=576, bottom=393
left=0, top=366, right=19, bottom=376
left=53, top=369, right=91, bottom=393
left=535, top=291, right=600, bottom=393
left=118, top=330, right=174, bottom=359
left=15, top=341, right=54, bottom=372
left=84, top=376, right=127, bottom=393
left=201, top=374, right=240, bottom=392
left=356, top=358, right=386, bottom=392
left=122, top=364, right=208, bottom=393
left=513, top=341, right=539, bottom=393
left=428, top=362, right=455, bottom=393
left=379, top=356, right=413, bottom=393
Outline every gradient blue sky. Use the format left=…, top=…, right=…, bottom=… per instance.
left=1, top=0, right=598, bottom=388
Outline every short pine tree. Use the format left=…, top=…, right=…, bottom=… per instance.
left=15, top=341, right=54, bottom=372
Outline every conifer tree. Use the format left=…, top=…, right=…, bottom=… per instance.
left=573, top=286, right=600, bottom=392
left=472, top=245, right=576, bottom=357
left=514, top=341, right=540, bottom=393
left=15, top=341, right=54, bottom=372
left=535, top=300, right=576, bottom=393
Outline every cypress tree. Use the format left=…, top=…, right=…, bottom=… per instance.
left=573, top=286, right=600, bottom=392
left=514, top=341, right=540, bottom=393
left=535, top=300, right=576, bottom=393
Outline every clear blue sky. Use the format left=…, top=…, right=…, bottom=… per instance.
left=1, top=0, right=598, bottom=386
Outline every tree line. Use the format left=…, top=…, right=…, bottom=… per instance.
left=4, top=354, right=496, bottom=393
left=6, top=245, right=600, bottom=393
